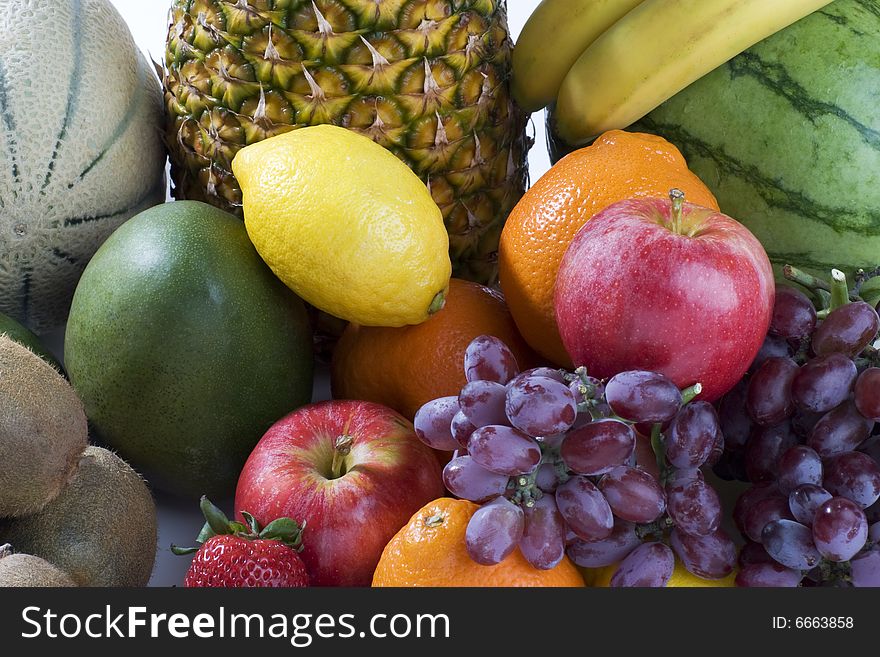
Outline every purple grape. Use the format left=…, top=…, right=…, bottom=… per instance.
left=413, top=396, right=462, bottom=451
left=791, top=408, right=824, bottom=439
left=463, top=335, right=518, bottom=384
left=665, top=401, right=721, bottom=469
left=598, top=465, right=666, bottom=524
left=450, top=410, right=477, bottom=448
left=464, top=496, right=524, bottom=565
left=746, top=357, right=798, bottom=426
left=738, top=541, right=775, bottom=567
left=791, top=353, right=857, bottom=414
left=442, top=455, right=509, bottom=503
left=666, top=476, right=722, bottom=536
left=610, top=542, right=674, bottom=588
left=565, top=520, right=641, bottom=568
left=555, top=475, right=614, bottom=541
left=777, top=445, right=823, bottom=495
left=604, top=371, right=682, bottom=424
left=519, top=495, right=565, bottom=570
left=744, top=496, right=796, bottom=543
left=761, top=519, right=822, bottom=570
left=750, top=334, right=795, bottom=372
left=745, top=421, right=798, bottom=483
left=705, top=428, right=724, bottom=467
left=807, top=400, right=873, bottom=458
left=855, top=367, right=880, bottom=421
left=560, top=419, right=636, bottom=476
left=770, top=285, right=818, bottom=339
left=823, top=451, right=880, bottom=508
left=718, top=379, right=752, bottom=450
left=670, top=528, right=737, bottom=579
left=788, top=484, right=833, bottom=526
left=467, top=425, right=541, bottom=476
left=811, top=301, right=880, bottom=358
left=735, top=562, right=803, bottom=587
left=733, top=482, right=781, bottom=535
left=541, top=432, right=568, bottom=448
left=505, top=374, right=577, bottom=437
left=851, top=547, right=880, bottom=587
left=459, top=380, right=508, bottom=428
left=872, top=520, right=880, bottom=542
left=507, top=367, right=567, bottom=388
left=812, top=497, right=868, bottom=562
left=535, top=462, right=560, bottom=493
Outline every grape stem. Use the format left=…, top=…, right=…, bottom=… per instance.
left=783, top=264, right=860, bottom=308
left=681, top=382, right=702, bottom=404
left=829, top=269, right=850, bottom=310
left=650, top=423, right=666, bottom=480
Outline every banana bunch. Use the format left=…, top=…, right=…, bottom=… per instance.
left=513, top=0, right=834, bottom=146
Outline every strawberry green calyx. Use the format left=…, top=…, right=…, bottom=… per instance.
left=171, top=496, right=305, bottom=556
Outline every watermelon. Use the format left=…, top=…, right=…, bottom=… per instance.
left=630, top=0, right=880, bottom=301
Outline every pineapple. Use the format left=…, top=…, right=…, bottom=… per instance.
left=162, top=0, right=529, bottom=285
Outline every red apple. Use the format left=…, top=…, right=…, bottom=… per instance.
left=234, top=400, right=444, bottom=586
left=554, top=192, right=774, bottom=402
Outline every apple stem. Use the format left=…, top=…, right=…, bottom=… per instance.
left=669, top=188, right=685, bottom=235
left=829, top=269, right=850, bottom=310
left=331, top=434, right=353, bottom=479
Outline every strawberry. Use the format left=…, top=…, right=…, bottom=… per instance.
left=173, top=496, right=309, bottom=588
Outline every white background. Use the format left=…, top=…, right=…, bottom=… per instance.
left=100, top=0, right=548, bottom=586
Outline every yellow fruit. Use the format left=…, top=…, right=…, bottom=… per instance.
left=233, top=125, right=452, bottom=327
left=583, top=559, right=737, bottom=587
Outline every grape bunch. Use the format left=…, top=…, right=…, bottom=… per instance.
left=413, top=335, right=737, bottom=586
left=715, top=273, right=880, bottom=587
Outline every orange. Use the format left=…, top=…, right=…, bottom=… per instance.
left=331, top=278, right=538, bottom=422
left=498, top=129, right=720, bottom=366
left=372, top=498, right=584, bottom=587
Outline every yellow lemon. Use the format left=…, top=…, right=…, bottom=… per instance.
left=232, top=125, right=452, bottom=327
left=582, top=559, right=737, bottom=587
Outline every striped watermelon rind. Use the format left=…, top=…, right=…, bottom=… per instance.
left=630, top=0, right=880, bottom=302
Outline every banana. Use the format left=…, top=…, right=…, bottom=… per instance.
left=511, top=0, right=645, bottom=113
left=554, top=0, right=834, bottom=145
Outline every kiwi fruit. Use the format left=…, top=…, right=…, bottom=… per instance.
left=0, top=446, right=158, bottom=586
left=0, top=336, right=88, bottom=517
left=0, top=544, right=76, bottom=587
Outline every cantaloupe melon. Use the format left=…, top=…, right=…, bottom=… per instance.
left=0, top=0, right=166, bottom=333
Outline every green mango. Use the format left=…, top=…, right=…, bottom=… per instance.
left=65, top=201, right=314, bottom=498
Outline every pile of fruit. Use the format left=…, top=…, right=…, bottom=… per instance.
left=1, top=0, right=879, bottom=588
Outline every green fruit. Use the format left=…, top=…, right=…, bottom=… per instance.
left=0, top=447, right=156, bottom=587
left=0, top=545, right=77, bottom=588
left=630, top=0, right=880, bottom=301
left=0, top=336, right=87, bottom=518
left=0, top=312, right=65, bottom=374
left=64, top=201, right=314, bottom=497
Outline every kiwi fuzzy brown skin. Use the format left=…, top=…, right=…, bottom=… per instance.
left=0, top=446, right=158, bottom=586
left=0, top=336, right=88, bottom=517
left=0, top=544, right=76, bottom=587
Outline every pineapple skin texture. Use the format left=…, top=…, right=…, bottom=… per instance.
left=162, top=0, right=530, bottom=285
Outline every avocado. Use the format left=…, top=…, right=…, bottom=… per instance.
left=64, top=201, right=314, bottom=497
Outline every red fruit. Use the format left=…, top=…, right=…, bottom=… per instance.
left=176, top=497, right=309, bottom=588
left=554, top=191, right=774, bottom=402
left=235, top=400, right=444, bottom=587
left=185, top=534, right=309, bottom=588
